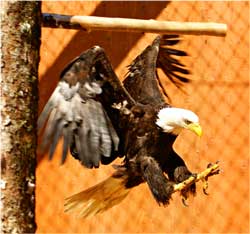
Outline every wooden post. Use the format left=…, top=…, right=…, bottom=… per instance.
left=1, top=1, right=41, bottom=233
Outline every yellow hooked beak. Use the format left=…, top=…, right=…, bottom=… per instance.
left=187, top=123, right=202, bottom=137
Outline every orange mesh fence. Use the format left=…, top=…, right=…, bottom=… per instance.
left=37, top=1, right=249, bottom=233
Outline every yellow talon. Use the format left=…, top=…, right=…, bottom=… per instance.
left=202, top=178, right=209, bottom=195
left=181, top=194, right=189, bottom=207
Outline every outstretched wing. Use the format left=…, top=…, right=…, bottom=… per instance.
left=123, top=35, right=190, bottom=105
left=38, top=46, right=135, bottom=168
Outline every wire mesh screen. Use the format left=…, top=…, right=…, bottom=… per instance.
left=37, top=1, right=249, bottom=233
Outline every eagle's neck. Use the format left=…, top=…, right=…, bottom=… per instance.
left=161, top=125, right=183, bottom=136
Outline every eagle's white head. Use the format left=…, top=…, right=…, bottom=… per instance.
left=156, top=107, right=202, bottom=136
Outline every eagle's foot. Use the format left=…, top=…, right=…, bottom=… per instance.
left=173, top=161, right=220, bottom=202
left=207, top=161, right=220, bottom=176
left=202, top=161, right=220, bottom=195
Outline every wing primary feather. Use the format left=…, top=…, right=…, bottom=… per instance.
left=165, top=48, right=188, bottom=57
left=92, top=101, right=112, bottom=158
left=162, top=39, right=180, bottom=46
left=157, top=66, right=184, bottom=90
left=161, top=35, right=181, bottom=46
left=158, top=50, right=187, bottom=68
left=48, top=119, right=64, bottom=160
left=171, top=64, right=190, bottom=75
left=161, top=72, right=183, bottom=89
left=86, top=100, right=102, bottom=168
left=156, top=35, right=190, bottom=91
left=155, top=71, right=171, bottom=102
left=39, top=108, right=58, bottom=153
left=157, top=54, right=186, bottom=67
left=88, top=130, right=100, bottom=168
left=159, top=60, right=190, bottom=76
left=37, top=86, right=61, bottom=132
left=77, top=120, right=92, bottom=168
left=83, top=103, right=98, bottom=168
left=100, top=117, right=112, bottom=157
left=74, top=132, right=86, bottom=166
left=77, top=102, right=100, bottom=168
left=37, top=101, right=54, bottom=133
left=61, top=125, right=72, bottom=164
left=162, top=64, right=189, bottom=84
left=162, top=34, right=180, bottom=40
left=74, top=121, right=93, bottom=168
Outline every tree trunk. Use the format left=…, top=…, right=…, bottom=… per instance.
left=1, top=1, right=41, bottom=233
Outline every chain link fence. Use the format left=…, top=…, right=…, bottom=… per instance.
left=36, top=1, right=249, bottom=233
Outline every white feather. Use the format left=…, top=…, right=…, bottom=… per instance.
left=156, top=107, right=199, bottom=134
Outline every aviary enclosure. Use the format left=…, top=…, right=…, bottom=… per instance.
left=36, top=1, right=249, bottom=233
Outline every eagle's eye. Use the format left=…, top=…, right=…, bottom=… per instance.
left=184, top=119, right=192, bottom=125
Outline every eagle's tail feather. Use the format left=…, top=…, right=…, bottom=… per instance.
left=64, top=174, right=130, bottom=218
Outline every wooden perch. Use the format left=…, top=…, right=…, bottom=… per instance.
left=42, top=13, right=227, bottom=37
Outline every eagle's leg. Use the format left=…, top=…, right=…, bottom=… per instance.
left=138, top=156, right=174, bottom=205
left=163, top=152, right=196, bottom=205
left=176, top=171, right=197, bottom=207
left=173, top=166, right=197, bottom=200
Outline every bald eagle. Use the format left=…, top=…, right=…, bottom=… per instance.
left=38, top=35, right=202, bottom=218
